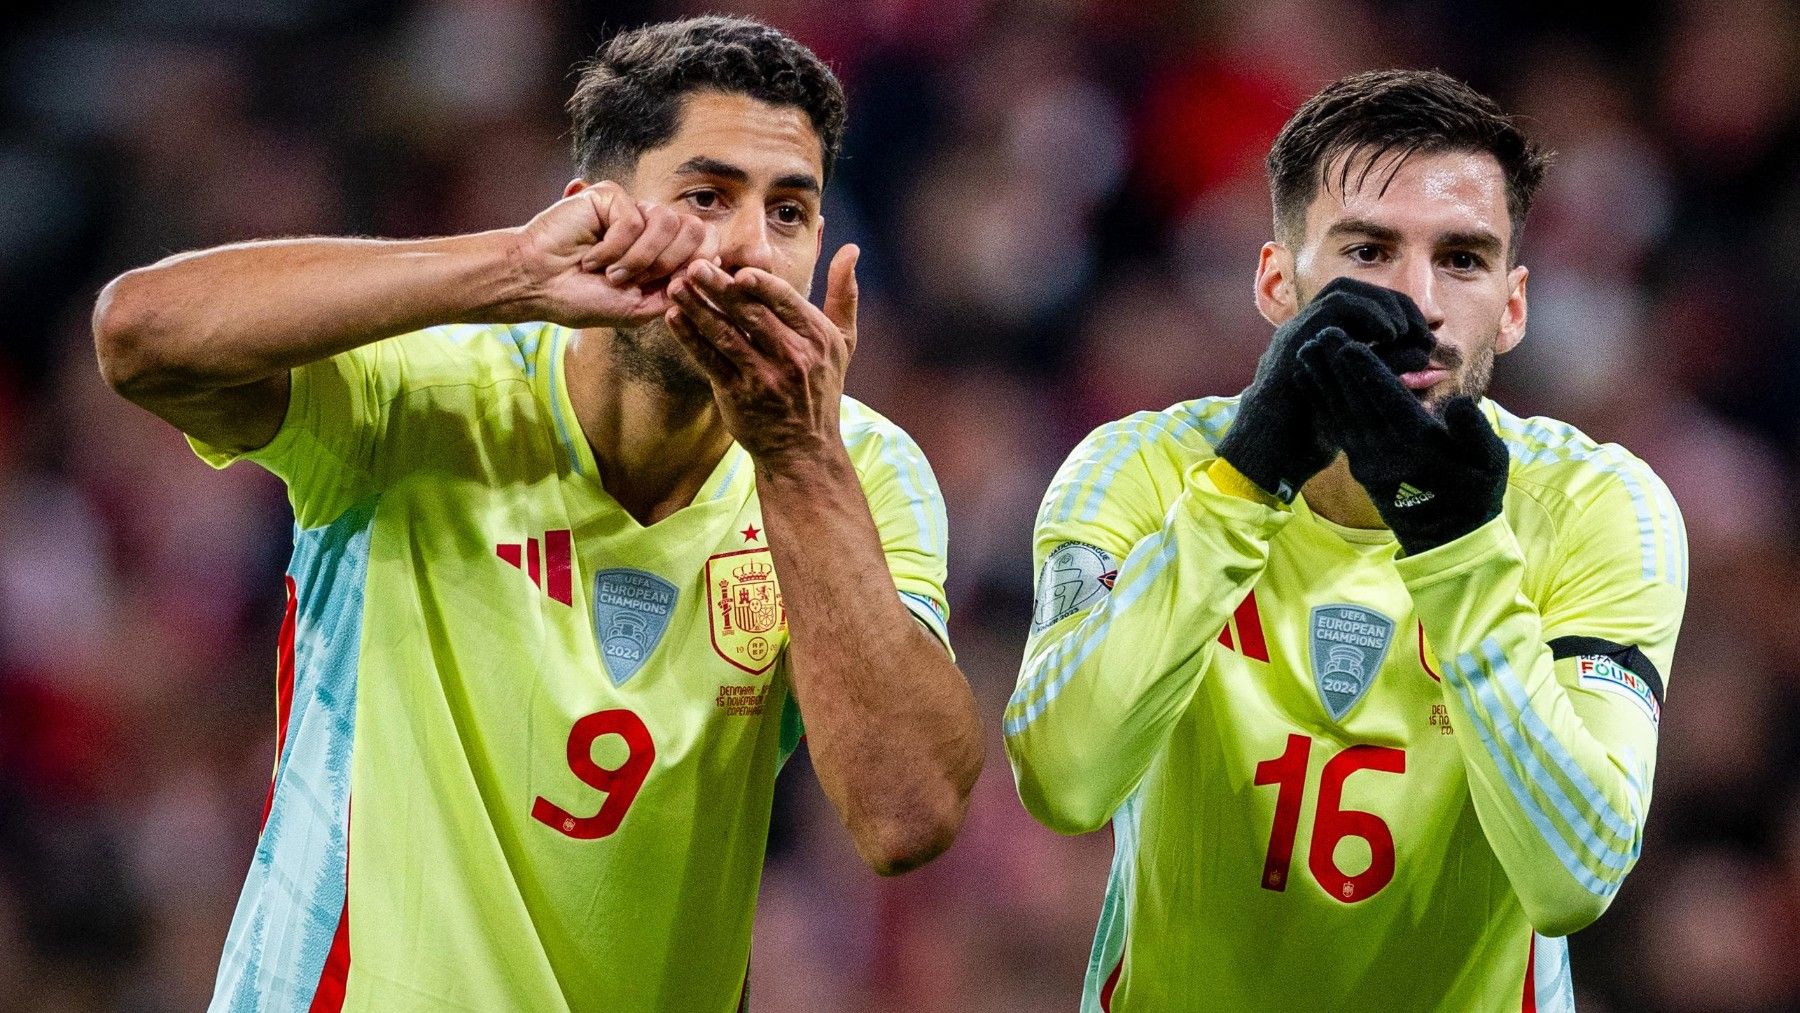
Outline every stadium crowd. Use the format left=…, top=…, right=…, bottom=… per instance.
left=1, top=0, right=1797, bottom=1009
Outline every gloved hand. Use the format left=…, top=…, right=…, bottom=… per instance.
left=1296, top=326, right=1509, bottom=555
left=1215, top=277, right=1433, bottom=503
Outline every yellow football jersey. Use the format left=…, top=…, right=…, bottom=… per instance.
left=1007, top=396, right=1684, bottom=1012
left=192, top=322, right=949, bottom=1011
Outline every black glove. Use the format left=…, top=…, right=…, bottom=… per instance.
left=1296, top=327, right=1509, bottom=555
left=1215, top=277, right=1434, bottom=503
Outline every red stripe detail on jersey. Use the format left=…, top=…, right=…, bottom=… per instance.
left=1218, top=622, right=1235, bottom=650
left=1234, top=591, right=1269, bottom=662
left=496, top=542, right=523, bottom=569
left=545, top=529, right=572, bottom=606
left=1100, top=954, right=1123, bottom=1011
left=1418, top=622, right=1441, bottom=682
left=308, top=900, right=350, bottom=1012
left=526, top=537, right=542, bottom=587
left=261, top=575, right=300, bottom=831
left=309, top=803, right=352, bottom=1013
left=1520, top=934, right=1536, bottom=1012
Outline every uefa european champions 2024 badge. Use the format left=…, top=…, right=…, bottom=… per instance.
left=592, top=568, right=678, bottom=686
left=1309, top=604, right=1396, bottom=720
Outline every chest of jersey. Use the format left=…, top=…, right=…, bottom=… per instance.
left=1166, top=511, right=1482, bottom=909
left=368, top=456, right=797, bottom=851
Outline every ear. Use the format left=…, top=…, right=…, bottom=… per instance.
left=563, top=177, right=587, bottom=198
left=1495, top=264, right=1528, bottom=355
left=1255, top=242, right=1300, bottom=327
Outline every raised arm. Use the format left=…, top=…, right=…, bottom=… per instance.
left=663, top=249, right=983, bottom=875
left=1005, top=443, right=1290, bottom=834
left=1300, top=331, right=1687, bottom=935
left=92, top=182, right=713, bottom=451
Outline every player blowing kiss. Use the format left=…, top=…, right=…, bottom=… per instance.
left=1006, top=70, right=1685, bottom=1011
left=93, top=16, right=981, bottom=1012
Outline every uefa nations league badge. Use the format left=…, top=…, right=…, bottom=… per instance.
left=1309, top=604, right=1396, bottom=720
left=1032, top=542, right=1117, bottom=632
left=592, top=568, right=678, bottom=686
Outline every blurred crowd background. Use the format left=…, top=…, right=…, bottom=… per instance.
left=2, top=0, right=1798, bottom=1010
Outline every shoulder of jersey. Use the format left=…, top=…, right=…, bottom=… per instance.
left=1486, top=402, right=1671, bottom=510
left=1068, top=395, right=1243, bottom=472
left=1489, top=403, right=1687, bottom=590
left=839, top=395, right=928, bottom=465
left=386, top=321, right=564, bottom=388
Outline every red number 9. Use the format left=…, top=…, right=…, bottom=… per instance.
left=532, top=708, right=656, bottom=840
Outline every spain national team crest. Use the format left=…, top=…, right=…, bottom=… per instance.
left=707, top=548, right=787, bottom=676
left=1309, top=604, right=1396, bottom=720
left=592, top=568, right=678, bottom=686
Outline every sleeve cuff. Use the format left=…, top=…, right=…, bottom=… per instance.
left=1187, top=458, right=1294, bottom=540
left=184, top=369, right=304, bottom=471
left=1206, top=457, right=1283, bottom=507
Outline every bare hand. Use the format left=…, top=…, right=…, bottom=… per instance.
left=665, top=245, right=859, bottom=465
left=509, top=182, right=718, bottom=328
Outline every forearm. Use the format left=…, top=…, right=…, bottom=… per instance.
left=1399, top=519, right=1655, bottom=936
left=756, top=445, right=982, bottom=874
left=1005, top=463, right=1290, bottom=834
left=94, top=230, right=528, bottom=395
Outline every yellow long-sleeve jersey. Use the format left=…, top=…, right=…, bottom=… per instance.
left=1006, top=396, right=1685, bottom=1012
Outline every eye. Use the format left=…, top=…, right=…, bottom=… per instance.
left=1348, top=244, right=1385, bottom=264
left=1445, top=250, right=1486, bottom=272
left=771, top=202, right=805, bottom=226
left=683, top=189, right=722, bottom=211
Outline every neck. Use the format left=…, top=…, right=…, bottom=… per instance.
left=1299, top=455, right=1388, bottom=530
left=564, top=327, right=734, bottom=525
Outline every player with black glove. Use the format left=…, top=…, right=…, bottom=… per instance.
left=1213, top=276, right=1434, bottom=503
left=1296, top=325, right=1510, bottom=556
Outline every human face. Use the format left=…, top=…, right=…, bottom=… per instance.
left=586, top=90, right=827, bottom=396
left=1254, top=148, right=1529, bottom=412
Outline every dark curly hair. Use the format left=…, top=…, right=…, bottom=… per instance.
left=1268, top=69, right=1551, bottom=261
left=568, top=16, right=847, bottom=184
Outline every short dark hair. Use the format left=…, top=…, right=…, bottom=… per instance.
left=1267, top=69, right=1550, bottom=260
left=567, top=16, right=847, bottom=184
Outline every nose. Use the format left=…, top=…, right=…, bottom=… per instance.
left=1391, top=256, right=1446, bottom=333
left=717, top=206, right=775, bottom=274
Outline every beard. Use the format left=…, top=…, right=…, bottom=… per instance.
left=611, top=318, right=715, bottom=400
left=1418, top=336, right=1496, bottom=416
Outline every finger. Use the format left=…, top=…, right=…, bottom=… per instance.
left=668, top=273, right=763, bottom=372
left=1444, top=396, right=1509, bottom=468
left=1330, top=338, right=1430, bottom=440
left=579, top=186, right=644, bottom=272
left=686, top=262, right=796, bottom=351
left=723, top=267, right=821, bottom=335
left=637, top=215, right=712, bottom=285
left=1297, top=329, right=1360, bottom=430
left=665, top=306, right=737, bottom=381
left=821, top=244, right=859, bottom=336
left=605, top=203, right=682, bottom=284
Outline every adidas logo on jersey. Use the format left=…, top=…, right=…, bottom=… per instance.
left=1393, top=483, right=1435, bottom=508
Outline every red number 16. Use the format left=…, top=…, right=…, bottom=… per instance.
left=532, top=708, right=656, bottom=840
left=1253, top=733, right=1405, bottom=903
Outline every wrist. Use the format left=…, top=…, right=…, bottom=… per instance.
left=470, top=227, right=548, bottom=324
left=751, top=436, right=854, bottom=487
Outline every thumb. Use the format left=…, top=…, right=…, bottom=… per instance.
left=823, top=244, right=859, bottom=338
left=1444, top=397, right=1504, bottom=461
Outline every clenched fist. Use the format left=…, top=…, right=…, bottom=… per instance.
left=507, top=181, right=719, bottom=329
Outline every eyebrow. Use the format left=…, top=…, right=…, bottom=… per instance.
left=672, top=156, right=821, bottom=197
left=1323, top=218, right=1504, bottom=258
